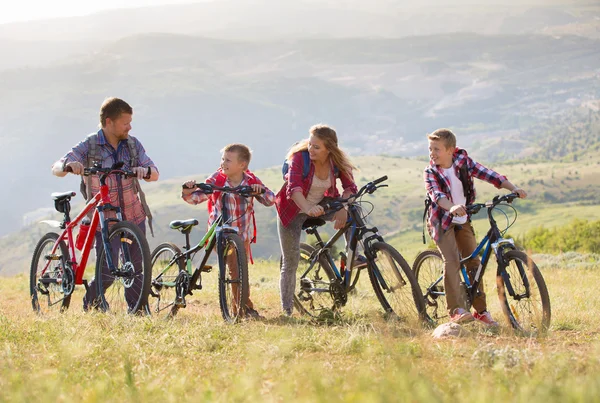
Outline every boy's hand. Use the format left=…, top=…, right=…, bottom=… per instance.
left=449, top=204, right=467, bottom=217
left=513, top=187, right=527, bottom=199
left=250, top=184, right=265, bottom=195
left=183, top=180, right=196, bottom=189
left=307, top=205, right=324, bottom=217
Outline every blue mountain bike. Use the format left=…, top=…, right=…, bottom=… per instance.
left=413, top=193, right=551, bottom=334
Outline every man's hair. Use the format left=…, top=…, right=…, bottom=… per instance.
left=427, top=128, right=456, bottom=149
left=221, top=143, right=252, bottom=164
left=100, top=97, right=133, bottom=127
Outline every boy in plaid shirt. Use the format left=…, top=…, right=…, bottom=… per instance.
left=424, top=129, right=527, bottom=325
left=182, top=144, right=275, bottom=319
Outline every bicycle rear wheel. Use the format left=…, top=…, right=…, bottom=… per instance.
left=368, top=242, right=427, bottom=323
left=497, top=250, right=551, bottom=334
left=292, top=243, right=338, bottom=317
left=149, top=242, right=184, bottom=318
left=95, top=221, right=152, bottom=315
left=413, top=249, right=447, bottom=324
left=218, top=233, right=249, bottom=323
left=30, top=232, right=73, bottom=313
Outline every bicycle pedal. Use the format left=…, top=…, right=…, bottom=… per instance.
left=44, top=254, right=61, bottom=261
left=201, top=265, right=212, bottom=272
left=175, top=297, right=187, bottom=308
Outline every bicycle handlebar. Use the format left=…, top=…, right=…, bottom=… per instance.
left=323, top=175, right=388, bottom=212
left=182, top=182, right=266, bottom=198
left=65, top=162, right=137, bottom=178
left=465, top=193, right=520, bottom=215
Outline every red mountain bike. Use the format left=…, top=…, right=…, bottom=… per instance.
left=30, top=162, right=152, bottom=314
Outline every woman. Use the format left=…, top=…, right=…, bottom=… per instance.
left=276, top=124, right=358, bottom=316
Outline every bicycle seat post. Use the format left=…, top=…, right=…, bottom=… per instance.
left=184, top=231, right=191, bottom=250
left=306, top=226, right=325, bottom=247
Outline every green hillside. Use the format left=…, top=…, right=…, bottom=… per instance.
left=3, top=145, right=600, bottom=276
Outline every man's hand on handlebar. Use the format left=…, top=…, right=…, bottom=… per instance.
left=64, top=161, right=84, bottom=175
left=131, top=166, right=147, bottom=180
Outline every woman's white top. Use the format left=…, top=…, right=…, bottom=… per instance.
left=306, top=172, right=331, bottom=207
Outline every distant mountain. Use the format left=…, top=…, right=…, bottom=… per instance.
left=0, top=30, right=598, bottom=237
left=0, top=0, right=595, bottom=45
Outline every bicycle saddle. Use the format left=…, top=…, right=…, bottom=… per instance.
left=51, top=191, right=76, bottom=201
left=169, top=219, right=199, bottom=232
left=302, top=218, right=326, bottom=230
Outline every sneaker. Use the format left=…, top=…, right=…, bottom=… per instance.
left=473, top=310, right=499, bottom=327
left=245, top=307, right=264, bottom=320
left=450, top=308, right=474, bottom=324
left=353, top=254, right=368, bottom=268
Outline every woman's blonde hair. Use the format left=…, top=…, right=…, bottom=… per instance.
left=286, top=124, right=356, bottom=176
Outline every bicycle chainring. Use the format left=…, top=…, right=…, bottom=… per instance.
left=61, top=264, right=75, bottom=296
left=329, top=281, right=347, bottom=307
left=175, top=270, right=190, bottom=307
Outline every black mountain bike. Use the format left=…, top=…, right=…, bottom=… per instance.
left=291, top=176, right=427, bottom=322
left=413, top=193, right=551, bottom=334
left=148, top=183, right=259, bottom=322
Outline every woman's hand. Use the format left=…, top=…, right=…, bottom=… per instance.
left=333, top=209, right=347, bottom=229
left=307, top=205, right=324, bottom=217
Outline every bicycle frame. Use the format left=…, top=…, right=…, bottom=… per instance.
left=153, top=188, right=245, bottom=290
left=153, top=214, right=229, bottom=289
left=302, top=195, right=388, bottom=296
left=39, top=169, right=127, bottom=287
left=425, top=195, right=525, bottom=305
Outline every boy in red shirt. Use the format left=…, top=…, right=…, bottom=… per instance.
left=182, top=144, right=275, bottom=319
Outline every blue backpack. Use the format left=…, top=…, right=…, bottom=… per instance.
left=282, top=150, right=339, bottom=181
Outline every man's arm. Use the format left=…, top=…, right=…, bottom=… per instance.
left=133, top=139, right=159, bottom=182
left=51, top=139, right=88, bottom=177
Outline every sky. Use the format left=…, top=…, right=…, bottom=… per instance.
left=0, top=0, right=207, bottom=25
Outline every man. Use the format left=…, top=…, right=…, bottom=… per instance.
left=52, top=97, right=159, bottom=310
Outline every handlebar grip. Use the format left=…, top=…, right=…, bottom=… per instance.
left=372, top=176, right=388, bottom=185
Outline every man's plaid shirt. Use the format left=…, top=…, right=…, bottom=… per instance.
left=423, top=148, right=506, bottom=241
left=57, top=130, right=157, bottom=229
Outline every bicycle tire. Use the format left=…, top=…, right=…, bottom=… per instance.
left=95, top=221, right=152, bottom=315
left=412, top=249, right=448, bottom=323
left=218, top=233, right=249, bottom=323
left=292, top=243, right=338, bottom=317
left=30, top=232, right=72, bottom=313
left=149, top=242, right=184, bottom=318
left=497, top=250, right=551, bottom=334
left=368, top=242, right=427, bottom=323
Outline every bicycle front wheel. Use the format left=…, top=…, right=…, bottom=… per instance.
left=497, top=250, right=551, bottom=334
left=412, top=249, right=447, bottom=323
left=293, top=243, right=338, bottom=317
left=149, top=242, right=184, bottom=318
left=368, top=242, right=427, bottom=324
left=218, top=233, right=249, bottom=323
left=30, top=232, right=73, bottom=313
left=95, top=221, right=152, bottom=315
